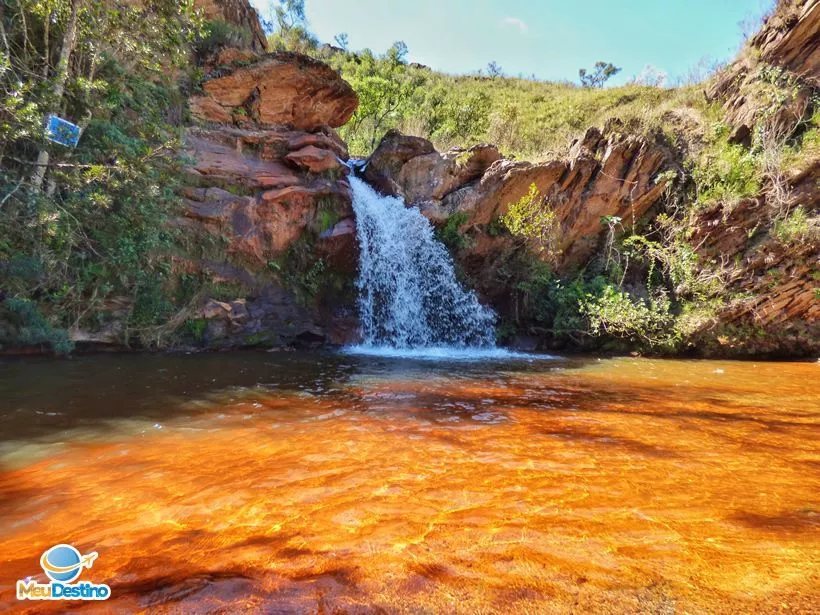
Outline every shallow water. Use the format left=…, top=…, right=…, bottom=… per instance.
left=0, top=352, right=818, bottom=613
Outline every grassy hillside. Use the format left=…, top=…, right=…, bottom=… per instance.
left=317, top=47, right=706, bottom=160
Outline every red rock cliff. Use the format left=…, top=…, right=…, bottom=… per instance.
left=178, top=3, right=361, bottom=347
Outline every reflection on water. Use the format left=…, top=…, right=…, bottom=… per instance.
left=0, top=352, right=818, bottom=613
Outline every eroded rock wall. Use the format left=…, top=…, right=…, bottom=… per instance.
left=177, top=9, right=361, bottom=347
left=364, top=121, right=675, bottom=273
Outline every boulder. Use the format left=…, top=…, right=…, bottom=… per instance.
left=363, top=130, right=436, bottom=195
left=397, top=143, right=502, bottom=204
left=190, top=52, right=358, bottom=130
left=190, top=285, right=331, bottom=349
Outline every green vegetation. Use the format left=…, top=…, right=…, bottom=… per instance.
left=0, top=297, right=73, bottom=353
left=196, top=18, right=251, bottom=58
left=502, top=225, right=726, bottom=353
left=773, top=207, right=817, bottom=245
left=183, top=317, right=207, bottom=342
left=578, top=61, right=621, bottom=88
left=330, top=59, right=700, bottom=159
left=0, top=0, right=203, bottom=352
left=436, top=212, right=470, bottom=252
left=264, top=0, right=319, bottom=54
left=581, top=285, right=677, bottom=349
left=0, top=0, right=813, bottom=356
left=692, top=138, right=761, bottom=208
left=501, top=184, right=560, bottom=264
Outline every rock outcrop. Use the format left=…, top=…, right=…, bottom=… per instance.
left=689, top=160, right=819, bottom=355
left=364, top=122, right=675, bottom=271
left=691, top=0, right=820, bottom=355
left=363, top=129, right=436, bottom=195
left=190, top=53, right=358, bottom=130
left=178, top=26, right=360, bottom=348
left=750, top=0, right=820, bottom=82
left=708, top=0, right=819, bottom=140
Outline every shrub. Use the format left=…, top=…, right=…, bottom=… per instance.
left=0, top=298, right=73, bottom=354
left=501, top=184, right=561, bottom=265
left=436, top=212, right=470, bottom=252
left=773, top=207, right=817, bottom=245
left=0, top=1, right=203, bottom=352
left=692, top=138, right=761, bottom=208
left=580, top=285, right=678, bottom=349
left=196, top=19, right=251, bottom=57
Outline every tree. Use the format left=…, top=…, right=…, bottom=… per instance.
left=333, top=32, right=349, bottom=51
left=579, top=61, right=621, bottom=88
left=270, top=0, right=306, bottom=32
left=30, top=0, right=82, bottom=193
left=501, top=183, right=561, bottom=265
left=1, top=0, right=203, bottom=351
left=487, top=61, right=503, bottom=78
left=386, top=40, right=408, bottom=64
left=331, top=43, right=424, bottom=151
left=632, top=64, right=668, bottom=88
left=266, top=0, right=318, bottom=53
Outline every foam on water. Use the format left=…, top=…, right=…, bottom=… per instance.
left=341, top=344, right=557, bottom=362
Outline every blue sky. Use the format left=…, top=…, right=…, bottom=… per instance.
left=251, top=0, right=773, bottom=85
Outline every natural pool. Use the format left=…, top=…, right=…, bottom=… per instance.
left=0, top=352, right=817, bottom=613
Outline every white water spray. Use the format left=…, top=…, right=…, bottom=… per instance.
left=348, top=174, right=496, bottom=350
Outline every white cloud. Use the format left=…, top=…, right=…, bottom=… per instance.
left=500, top=16, right=528, bottom=34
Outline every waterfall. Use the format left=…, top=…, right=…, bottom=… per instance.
left=348, top=174, right=496, bottom=350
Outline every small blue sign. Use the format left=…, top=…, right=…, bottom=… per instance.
left=45, top=115, right=81, bottom=148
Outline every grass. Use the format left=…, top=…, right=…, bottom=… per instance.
left=396, top=74, right=705, bottom=160
left=320, top=44, right=711, bottom=160
left=773, top=207, right=817, bottom=244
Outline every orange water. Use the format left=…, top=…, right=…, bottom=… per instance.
left=0, top=353, right=818, bottom=613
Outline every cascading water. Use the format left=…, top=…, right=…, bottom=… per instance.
left=348, top=173, right=497, bottom=351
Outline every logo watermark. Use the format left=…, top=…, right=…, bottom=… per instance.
left=17, top=544, right=110, bottom=601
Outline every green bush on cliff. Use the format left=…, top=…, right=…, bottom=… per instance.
left=197, top=19, right=252, bottom=57
left=692, top=134, right=761, bottom=208
left=436, top=212, right=470, bottom=252
left=502, top=184, right=561, bottom=264
left=773, top=206, right=817, bottom=245
left=514, top=263, right=606, bottom=336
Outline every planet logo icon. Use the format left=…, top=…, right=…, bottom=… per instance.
left=40, top=544, right=98, bottom=583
